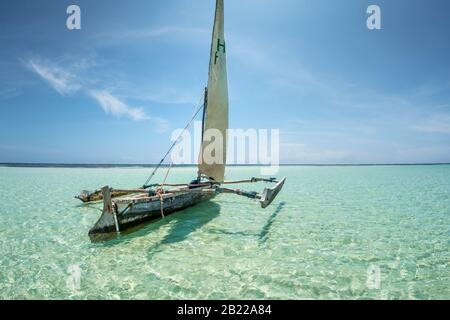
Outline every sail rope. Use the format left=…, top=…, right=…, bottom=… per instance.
left=142, top=92, right=205, bottom=188
left=156, top=188, right=165, bottom=218
left=161, top=161, right=174, bottom=187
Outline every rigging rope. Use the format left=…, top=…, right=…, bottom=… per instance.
left=156, top=187, right=165, bottom=218
left=142, top=92, right=205, bottom=188
left=161, top=161, right=174, bottom=187
left=157, top=160, right=173, bottom=218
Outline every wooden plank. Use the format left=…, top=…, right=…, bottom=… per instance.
left=146, top=177, right=277, bottom=189
left=102, top=186, right=113, bottom=214
left=217, top=187, right=260, bottom=199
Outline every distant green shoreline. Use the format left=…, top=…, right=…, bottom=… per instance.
left=1, top=163, right=449, bottom=168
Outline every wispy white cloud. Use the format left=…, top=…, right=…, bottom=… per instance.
left=229, top=33, right=450, bottom=122
left=412, top=114, right=450, bottom=134
left=152, top=117, right=170, bottom=133
left=28, top=59, right=80, bottom=95
left=25, top=58, right=170, bottom=129
left=0, top=144, right=62, bottom=155
left=280, top=142, right=351, bottom=164
left=123, top=26, right=208, bottom=39
left=231, top=34, right=450, bottom=164
left=229, top=33, right=327, bottom=93
left=0, top=88, right=20, bottom=101
left=93, top=26, right=209, bottom=47
left=89, top=90, right=149, bottom=121
left=130, top=87, right=201, bottom=106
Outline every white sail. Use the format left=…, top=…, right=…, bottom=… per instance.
left=198, top=0, right=229, bottom=182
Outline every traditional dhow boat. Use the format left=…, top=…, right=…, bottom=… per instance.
left=77, top=0, right=286, bottom=241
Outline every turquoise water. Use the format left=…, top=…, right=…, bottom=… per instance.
left=0, top=165, right=449, bottom=299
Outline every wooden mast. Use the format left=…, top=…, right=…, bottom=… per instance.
left=198, top=87, right=208, bottom=181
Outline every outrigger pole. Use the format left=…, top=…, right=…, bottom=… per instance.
left=217, top=177, right=286, bottom=208
left=96, top=177, right=286, bottom=209
left=145, top=177, right=278, bottom=188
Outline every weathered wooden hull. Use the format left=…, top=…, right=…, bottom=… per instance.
left=76, top=189, right=146, bottom=202
left=88, top=190, right=216, bottom=241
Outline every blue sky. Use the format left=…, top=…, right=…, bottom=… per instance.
left=0, top=0, right=449, bottom=164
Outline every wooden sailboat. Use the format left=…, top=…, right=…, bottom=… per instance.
left=77, top=0, right=286, bottom=241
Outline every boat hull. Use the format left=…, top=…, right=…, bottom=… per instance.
left=88, top=190, right=216, bottom=241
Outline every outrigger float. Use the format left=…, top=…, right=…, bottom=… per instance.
left=76, top=0, right=286, bottom=241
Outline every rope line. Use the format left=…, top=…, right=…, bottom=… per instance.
left=162, top=161, right=174, bottom=188
left=155, top=187, right=165, bottom=218
left=142, top=92, right=205, bottom=188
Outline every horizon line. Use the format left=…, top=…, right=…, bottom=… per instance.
left=1, top=162, right=450, bottom=168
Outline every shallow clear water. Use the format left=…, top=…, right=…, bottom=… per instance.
left=0, top=165, right=449, bottom=299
